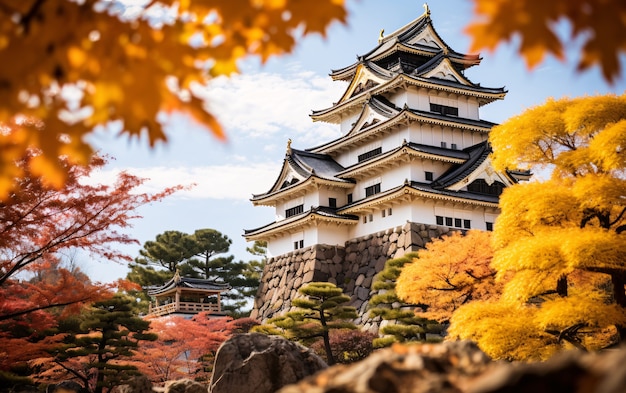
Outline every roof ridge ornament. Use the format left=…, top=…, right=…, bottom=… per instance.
left=378, top=29, right=384, bottom=44
left=423, top=3, right=430, bottom=17
left=286, top=138, right=292, bottom=154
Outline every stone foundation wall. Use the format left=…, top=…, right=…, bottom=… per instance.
left=251, top=222, right=455, bottom=331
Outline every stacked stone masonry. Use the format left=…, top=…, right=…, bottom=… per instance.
left=250, top=222, right=454, bottom=331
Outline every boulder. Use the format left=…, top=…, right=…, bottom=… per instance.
left=209, top=333, right=327, bottom=393
left=165, top=379, right=207, bottom=393
left=111, top=375, right=153, bottom=393
left=279, top=340, right=626, bottom=393
left=469, top=347, right=626, bottom=393
left=278, top=341, right=491, bottom=393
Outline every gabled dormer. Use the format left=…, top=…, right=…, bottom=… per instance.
left=431, top=142, right=517, bottom=192
left=251, top=142, right=353, bottom=207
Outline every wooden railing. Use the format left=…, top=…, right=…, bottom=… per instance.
left=147, top=302, right=221, bottom=317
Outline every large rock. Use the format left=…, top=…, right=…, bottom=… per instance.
left=209, top=333, right=327, bottom=393
left=165, top=379, right=207, bottom=393
left=111, top=376, right=153, bottom=393
left=280, top=341, right=626, bottom=393
left=279, top=341, right=491, bottom=393
left=469, top=348, right=626, bottom=393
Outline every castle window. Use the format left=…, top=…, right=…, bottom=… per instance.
left=358, top=147, right=382, bottom=162
left=436, top=215, right=444, bottom=225
left=454, top=218, right=462, bottom=228
left=430, top=103, right=458, bottom=116
left=382, top=209, right=386, bottom=218
left=363, top=216, right=367, bottom=224
left=486, top=222, right=494, bottom=231
left=467, top=179, right=505, bottom=196
left=293, top=240, right=304, bottom=250
left=329, top=198, right=337, bottom=208
left=368, top=214, right=373, bottom=222
left=445, top=217, right=453, bottom=226
left=451, top=143, right=458, bottom=150
left=388, top=208, right=392, bottom=216
left=285, top=204, right=304, bottom=218
left=425, top=171, right=434, bottom=181
left=347, top=194, right=353, bottom=204
left=441, top=141, right=447, bottom=148
left=365, top=183, right=381, bottom=197
left=464, top=219, right=471, bottom=229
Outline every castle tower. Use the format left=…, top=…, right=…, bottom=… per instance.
left=244, top=8, right=528, bottom=327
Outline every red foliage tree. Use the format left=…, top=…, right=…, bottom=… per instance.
left=133, top=314, right=258, bottom=384
left=0, top=151, right=180, bottom=374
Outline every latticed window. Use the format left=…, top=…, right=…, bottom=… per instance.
left=430, top=103, right=458, bottom=116
left=358, top=147, right=382, bottom=162
left=365, top=183, right=381, bottom=197
left=467, top=179, right=505, bottom=196
left=285, top=204, right=304, bottom=218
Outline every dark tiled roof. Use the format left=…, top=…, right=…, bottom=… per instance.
left=432, top=141, right=491, bottom=188
left=411, top=74, right=506, bottom=95
left=252, top=148, right=351, bottom=200
left=408, top=109, right=498, bottom=129
left=244, top=206, right=359, bottom=236
left=147, top=277, right=231, bottom=296
left=406, top=142, right=470, bottom=160
left=410, top=181, right=500, bottom=204
left=290, top=149, right=346, bottom=181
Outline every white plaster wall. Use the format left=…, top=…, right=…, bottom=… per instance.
left=339, top=111, right=361, bottom=134
left=333, top=129, right=407, bottom=168
left=349, top=203, right=413, bottom=238
left=389, top=90, right=407, bottom=109
left=317, top=187, right=349, bottom=207
left=467, top=97, right=480, bottom=120
left=267, top=236, right=296, bottom=258
left=411, top=159, right=451, bottom=182
left=406, top=87, right=431, bottom=112
left=316, top=223, right=351, bottom=246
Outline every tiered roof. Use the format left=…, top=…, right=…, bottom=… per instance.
left=312, top=9, right=506, bottom=125
left=244, top=7, right=516, bottom=244
left=147, top=275, right=230, bottom=296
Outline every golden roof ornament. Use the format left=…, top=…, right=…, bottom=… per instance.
left=286, top=138, right=292, bottom=153
left=173, top=269, right=181, bottom=284
left=423, top=3, right=430, bottom=16
left=378, top=29, right=384, bottom=43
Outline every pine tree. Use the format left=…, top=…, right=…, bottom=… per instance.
left=34, top=296, right=157, bottom=393
left=369, top=253, right=443, bottom=348
left=254, top=282, right=357, bottom=365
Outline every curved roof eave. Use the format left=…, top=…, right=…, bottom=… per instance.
left=243, top=208, right=359, bottom=240
left=310, top=109, right=496, bottom=155
left=337, top=143, right=468, bottom=179
left=251, top=175, right=354, bottom=206
left=338, top=183, right=500, bottom=215
left=147, top=278, right=231, bottom=296
left=311, top=74, right=506, bottom=123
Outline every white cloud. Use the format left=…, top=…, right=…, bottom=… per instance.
left=86, top=162, right=279, bottom=201
left=196, top=69, right=346, bottom=147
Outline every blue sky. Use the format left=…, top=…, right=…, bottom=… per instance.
left=84, top=0, right=626, bottom=282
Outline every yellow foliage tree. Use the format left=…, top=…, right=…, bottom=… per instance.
left=0, top=0, right=347, bottom=198
left=396, top=230, right=501, bottom=324
left=449, top=94, right=626, bottom=361
left=466, top=0, right=626, bottom=82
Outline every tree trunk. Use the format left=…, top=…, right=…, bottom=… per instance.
left=322, top=330, right=335, bottom=365
left=557, top=275, right=568, bottom=297
left=319, top=310, right=335, bottom=365
left=612, top=273, right=626, bottom=342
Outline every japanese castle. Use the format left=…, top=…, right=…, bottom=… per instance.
left=244, top=6, right=528, bottom=260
